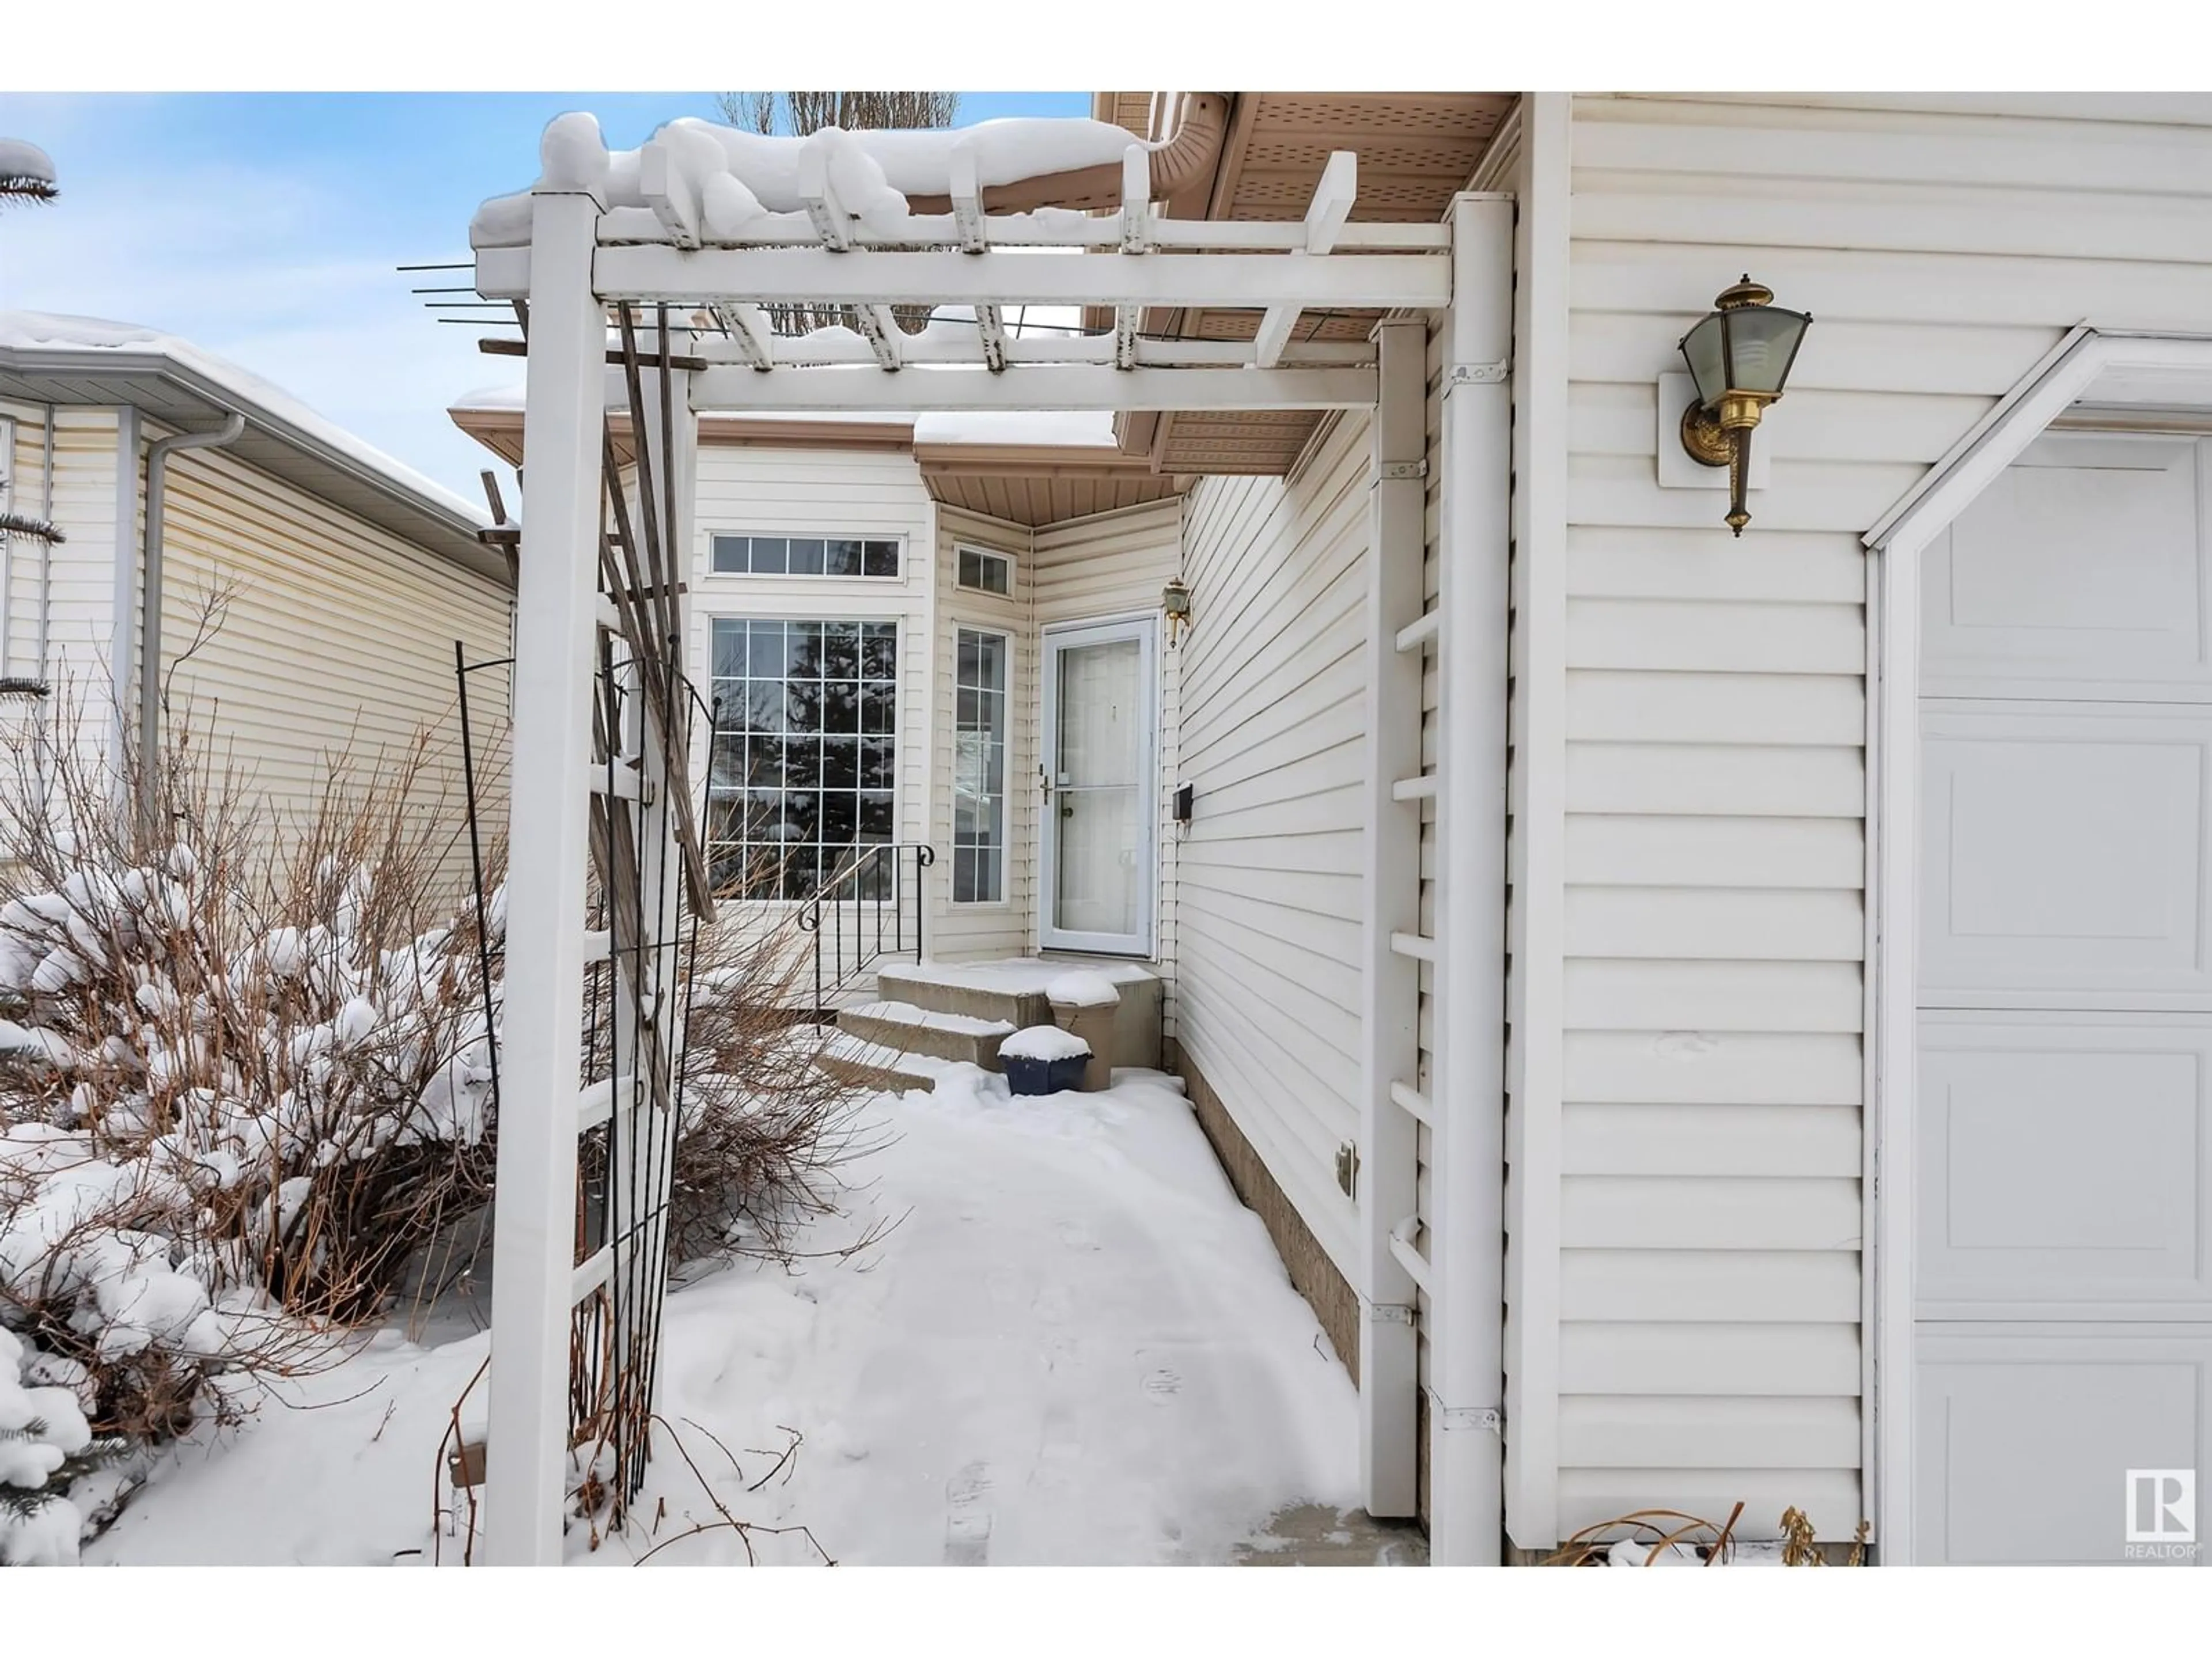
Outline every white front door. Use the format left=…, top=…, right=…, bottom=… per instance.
left=1913, top=430, right=2212, bottom=1565
left=1039, top=617, right=1156, bottom=956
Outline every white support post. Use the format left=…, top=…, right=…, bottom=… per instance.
left=483, top=186, right=607, bottom=1567
left=1427, top=191, right=1513, bottom=1567
left=1358, top=317, right=1429, bottom=1520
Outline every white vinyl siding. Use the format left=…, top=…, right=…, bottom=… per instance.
left=156, top=438, right=512, bottom=898
left=687, top=442, right=936, bottom=919
left=1513, top=90, right=2212, bottom=1547
left=930, top=507, right=1031, bottom=963
left=15, top=408, right=127, bottom=759
left=1030, top=501, right=1182, bottom=1007
left=1175, top=415, right=1370, bottom=1282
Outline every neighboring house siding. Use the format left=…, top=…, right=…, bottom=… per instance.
left=157, top=438, right=512, bottom=893
left=1175, top=414, right=1372, bottom=1282
left=685, top=441, right=937, bottom=948
left=931, top=506, right=1033, bottom=964
left=1, top=408, right=128, bottom=758
left=1511, top=90, right=2212, bottom=1543
left=1031, top=500, right=1182, bottom=1033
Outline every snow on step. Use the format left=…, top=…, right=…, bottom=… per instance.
left=875, top=959, right=1163, bottom=1071
left=834, top=1000, right=1017, bottom=1072
left=815, top=1030, right=962, bottom=1095
left=846, top=1000, right=1013, bottom=1037
left=1043, top=972, right=1120, bottom=1008
left=884, top=958, right=1158, bottom=995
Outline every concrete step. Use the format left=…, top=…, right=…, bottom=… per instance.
left=836, top=1001, right=1016, bottom=1070
left=876, top=959, right=1166, bottom=1070
left=813, top=1031, right=960, bottom=1096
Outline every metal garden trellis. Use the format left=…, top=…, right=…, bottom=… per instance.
left=468, top=111, right=1510, bottom=1565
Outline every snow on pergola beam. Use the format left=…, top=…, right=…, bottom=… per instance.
left=475, top=245, right=1448, bottom=311
left=687, top=364, right=1378, bottom=412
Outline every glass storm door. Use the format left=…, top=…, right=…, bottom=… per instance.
left=1039, top=617, right=1157, bottom=956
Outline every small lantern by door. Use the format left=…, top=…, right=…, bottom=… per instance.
left=1677, top=275, right=1812, bottom=536
left=1161, top=576, right=1192, bottom=646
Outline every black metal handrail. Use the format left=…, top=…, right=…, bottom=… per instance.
left=795, top=841, right=935, bottom=1014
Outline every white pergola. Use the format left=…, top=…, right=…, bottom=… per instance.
left=474, top=118, right=1509, bottom=1566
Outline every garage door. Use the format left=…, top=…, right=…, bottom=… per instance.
left=1915, top=430, right=2212, bottom=1565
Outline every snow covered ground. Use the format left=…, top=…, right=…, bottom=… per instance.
left=86, top=1067, right=1361, bottom=1566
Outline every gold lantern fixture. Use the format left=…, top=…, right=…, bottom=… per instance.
left=1677, top=275, right=1813, bottom=536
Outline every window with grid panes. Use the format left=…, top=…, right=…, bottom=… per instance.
left=706, top=618, right=897, bottom=900
left=709, top=533, right=901, bottom=578
left=952, top=628, right=1009, bottom=903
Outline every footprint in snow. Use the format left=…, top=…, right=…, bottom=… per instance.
left=944, top=1460, right=994, bottom=1566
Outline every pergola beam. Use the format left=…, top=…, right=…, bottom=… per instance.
left=581, top=246, right=1450, bottom=310
left=798, top=145, right=852, bottom=251
left=686, top=332, right=1377, bottom=370
left=1255, top=151, right=1361, bottom=370
left=976, top=304, right=1007, bottom=372
left=948, top=145, right=987, bottom=253
left=706, top=302, right=774, bottom=370
left=1121, top=146, right=1152, bottom=253
left=689, top=363, right=1377, bottom=412
left=854, top=304, right=904, bottom=370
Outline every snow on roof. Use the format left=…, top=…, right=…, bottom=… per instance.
left=914, top=411, right=1116, bottom=448
left=450, top=381, right=1116, bottom=450
left=0, top=138, right=56, bottom=188
left=0, top=312, right=483, bottom=526
left=472, top=111, right=1147, bottom=249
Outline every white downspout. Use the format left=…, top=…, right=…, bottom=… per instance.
left=1427, top=191, right=1513, bottom=1566
left=138, top=412, right=245, bottom=824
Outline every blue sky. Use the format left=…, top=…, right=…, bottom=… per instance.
left=0, top=92, right=1088, bottom=505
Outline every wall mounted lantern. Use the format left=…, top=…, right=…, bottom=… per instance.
left=1162, top=576, right=1192, bottom=646
left=1677, top=275, right=1812, bottom=536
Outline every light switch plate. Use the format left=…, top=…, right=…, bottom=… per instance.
left=1657, top=370, right=1774, bottom=493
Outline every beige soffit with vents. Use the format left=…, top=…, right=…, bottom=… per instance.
left=1092, top=90, right=1518, bottom=475
left=448, top=406, right=1191, bottom=530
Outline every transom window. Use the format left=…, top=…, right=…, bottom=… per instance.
left=707, top=618, right=897, bottom=900
left=711, top=533, right=901, bottom=578
left=953, top=628, right=1009, bottom=904
left=956, top=544, right=1014, bottom=597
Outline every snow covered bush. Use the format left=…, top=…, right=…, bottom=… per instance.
left=662, top=912, right=891, bottom=1267
left=0, top=689, right=506, bottom=1542
left=1, top=1323, right=126, bottom=1564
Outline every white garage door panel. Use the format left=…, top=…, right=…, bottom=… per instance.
left=1918, top=1017, right=2212, bottom=1311
left=1921, top=708, right=2212, bottom=1005
left=1923, top=433, right=2212, bottom=702
left=1915, top=1330, right=2211, bottom=1566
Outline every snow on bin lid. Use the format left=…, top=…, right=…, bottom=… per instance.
left=1044, top=971, right=1120, bottom=1009
left=999, top=1024, right=1091, bottom=1063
